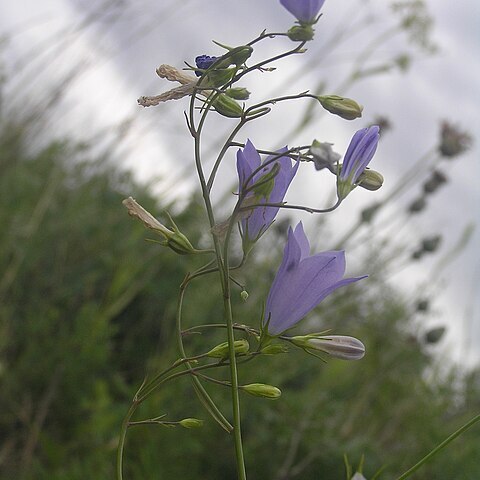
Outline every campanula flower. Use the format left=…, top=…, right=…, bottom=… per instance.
left=264, top=223, right=366, bottom=335
left=280, top=0, right=325, bottom=24
left=237, top=140, right=298, bottom=251
left=337, top=126, right=380, bottom=200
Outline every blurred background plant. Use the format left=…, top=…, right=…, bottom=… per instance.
left=0, top=0, right=478, bottom=479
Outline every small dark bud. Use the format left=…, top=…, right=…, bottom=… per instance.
left=424, top=326, right=446, bottom=344
left=361, top=203, right=381, bottom=223
left=416, top=299, right=430, bottom=312
left=422, top=235, right=441, bottom=253
left=423, top=169, right=448, bottom=194
left=412, top=250, right=423, bottom=260
left=408, top=196, right=427, bottom=214
left=438, top=121, right=473, bottom=158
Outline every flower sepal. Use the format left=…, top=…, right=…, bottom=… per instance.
left=287, top=24, right=315, bottom=42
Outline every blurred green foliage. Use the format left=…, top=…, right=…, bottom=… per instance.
left=0, top=114, right=479, bottom=480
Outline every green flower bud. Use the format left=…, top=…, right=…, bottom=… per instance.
left=204, top=67, right=236, bottom=88
left=240, top=290, right=249, bottom=302
left=357, top=169, right=384, bottom=191
left=225, top=87, right=250, bottom=100
left=260, top=344, right=289, bottom=355
left=206, top=339, right=250, bottom=359
left=179, top=418, right=204, bottom=429
left=214, top=45, right=253, bottom=68
left=317, top=95, right=363, bottom=120
left=241, top=383, right=282, bottom=399
left=212, top=94, right=244, bottom=118
left=287, top=24, right=315, bottom=42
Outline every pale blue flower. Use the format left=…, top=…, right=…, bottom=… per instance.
left=264, top=223, right=366, bottom=335
left=237, top=140, right=298, bottom=250
left=337, top=126, right=380, bottom=199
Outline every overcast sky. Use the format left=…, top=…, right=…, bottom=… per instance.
left=2, top=0, right=479, bottom=365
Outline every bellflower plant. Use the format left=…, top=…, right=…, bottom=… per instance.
left=117, top=3, right=391, bottom=480
left=337, top=125, right=380, bottom=200
left=264, top=223, right=366, bottom=336
left=237, top=140, right=298, bottom=252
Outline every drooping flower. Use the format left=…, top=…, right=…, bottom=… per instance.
left=280, top=0, right=325, bottom=24
left=264, top=223, right=366, bottom=336
left=237, top=140, right=298, bottom=251
left=337, top=125, right=380, bottom=200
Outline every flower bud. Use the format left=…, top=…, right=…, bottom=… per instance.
left=357, top=169, right=384, bottom=191
left=424, top=326, right=446, bottom=344
left=213, top=45, right=253, bottom=68
left=212, top=94, right=244, bottom=118
left=260, top=344, right=289, bottom=355
left=422, top=235, right=441, bottom=253
left=205, top=68, right=236, bottom=88
left=122, top=197, right=200, bottom=255
left=317, top=95, right=363, bottom=120
left=361, top=203, right=380, bottom=223
left=179, top=418, right=204, bottom=429
left=240, top=290, right=249, bottom=302
left=241, top=383, right=282, bottom=399
left=416, top=299, right=429, bottom=312
left=225, top=87, right=250, bottom=100
left=206, top=339, right=250, bottom=359
left=287, top=25, right=315, bottom=42
left=423, top=169, right=447, bottom=194
left=291, top=335, right=365, bottom=360
left=408, top=197, right=427, bottom=214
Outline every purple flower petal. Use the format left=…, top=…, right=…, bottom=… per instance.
left=280, top=0, right=325, bottom=23
left=237, top=140, right=298, bottom=246
left=264, top=223, right=366, bottom=335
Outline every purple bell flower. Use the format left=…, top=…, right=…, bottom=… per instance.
left=280, top=0, right=325, bottom=23
left=264, top=223, right=366, bottom=335
left=337, top=125, right=380, bottom=200
left=237, top=140, right=298, bottom=250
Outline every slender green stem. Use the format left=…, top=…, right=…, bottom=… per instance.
left=395, top=414, right=480, bottom=480
left=175, top=282, right=233, bottom=432
left=189, top=82, right=247, bottom=480
left=116, top=401, right=138, bottom=480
